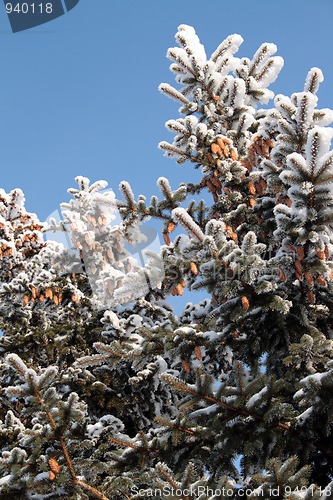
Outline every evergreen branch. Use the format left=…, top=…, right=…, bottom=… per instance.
left=316, top=173, right=333, bottom=184
left=304, top=68, right=323, bottom=95
left=172, top=208, right=205, bottom=241
left=256, top=59, right=274, bottom=83
left=74, top=479, right=109, bottom=500
left=95, top=342, right=142, bottom=359
left=108, top=437, right=139, bottom=450
left=30, top=389, right=109, bottom=499
left=159, top=83, right=191, bottom=105
left=74, top=354, right=110, bottom=367
left=157, top=466, right=182, bottom=495
left=115, top=487, right=131, bottom=500
left=237, top=363, right=244, bottom=396
left=157, top=177, right=175, bottom=204
left=315, top=154, right=333, bottom=180
left=119, top=182, right=136, bottom=211
left=4, top=356, right=109, bottom=500
left=159, top=141, right=198, bottom=162
left=211, top=34, right=243, bottom=62
left=180, top=399, right=204, bottom=414
left=309, top=130, right=319, bottom=179
left=154, top=417, right=195, bottom=435
left=167, top=49, right=197, bottom=77
left=5, top=354, right=28, bottom=378
left=162, top=374, right=290, bottom=431
left=117, top=204, right=171, bottom=221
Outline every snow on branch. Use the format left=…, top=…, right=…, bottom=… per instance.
left=172, top=208, right=204, bottom=241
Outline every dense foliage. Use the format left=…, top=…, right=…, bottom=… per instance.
left=1, top=25, right=333, bottom=499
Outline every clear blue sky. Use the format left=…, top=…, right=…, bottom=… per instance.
left=0, top=0, right=332, bottom=221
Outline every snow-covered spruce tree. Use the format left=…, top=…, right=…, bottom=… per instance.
left=1, top=24, right=333, bottom=499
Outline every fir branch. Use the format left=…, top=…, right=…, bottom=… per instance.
left=211, top=34, right=243, bottom=62
left=172, top=208, right=205, bottom=241
left=3, top=356, right=109, bottom=500
left=158, top=141, right=198, bottom=162
left=156, top=464, right=181, bottom=493
left=158, top=84, right=191, bottom=105
left=108, top=437, right=139, bottom=450
left=74, top=479, right=109, bottom=500
left=304, top=67, right=324, bottom=95
left=161, top=374, right=290, bottom=431
left=154, top=417, right=195, bottom=436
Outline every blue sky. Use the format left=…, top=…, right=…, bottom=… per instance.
left=0, top=0, right=332, bottom=222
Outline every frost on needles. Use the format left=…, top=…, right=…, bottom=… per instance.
left=1, top=24, right=333, bottom=499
